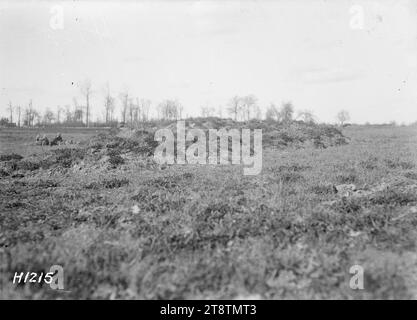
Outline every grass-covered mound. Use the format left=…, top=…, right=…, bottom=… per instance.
left=149, top=117, right=348, bottom=149
left=0, top=119, right=347, bottom=177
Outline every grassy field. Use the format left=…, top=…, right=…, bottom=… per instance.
left=0, top=127, right=109, bottom=157
left=1, top=123, right=417, bottom=299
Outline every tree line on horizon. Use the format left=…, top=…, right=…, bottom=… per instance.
left=1, top=79, right=355, bottom=128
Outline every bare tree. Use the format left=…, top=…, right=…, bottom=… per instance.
left=80, top=79, right=92, bottom=127
left=0, top=118, right=9, bottom=126
left=24, top=100, right=36, bottom=127
left=265, top=103, right=280, bottom=121
left=336, top=110, right=350, bottom=125
left=74, top=110, right=83, bottom=124
left=178, top=104, right=183, bottom=120
left=217, top=106, right=223, bottom=118
left=201, top=105, right=216, bottom=117
left=253, top=105, right=262, bottom=120
left=280, top=101, right=294, bottom=123
left=158, top=99, right=181, bottom=120
left=24, top=105, right=31, bottom=127
left=7, top=101, right=13, bottom=124
left=227, top=96, right=242, bottom=121
left=73, top=97, right=84, bottom=125
left=16, top=105, right=21, bottom=127
left=56, top=106, right=64, bottom=124
left=128, top=98, right=136, bottom=126
left=33, top=110, right=41, bottom=126
left=139, top=98, right=151, bottom=122
left=133, top=98, right=141, bottom=124
left=119, top=89, right=129, bottom=124
left=104, top=84, right=115, bottom=124
left=43, top=108, right=55, bottom=125
left=64, top=105, right=73, bottom=123
left=241, top=95, right=258, bottom=121
left=108, top=100, right=115, bottom=123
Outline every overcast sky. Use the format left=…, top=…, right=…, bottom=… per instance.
left=1, top=0, right=417, bottom=123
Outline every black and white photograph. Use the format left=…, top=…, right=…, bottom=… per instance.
left=1, top=0, right=417, bottom=303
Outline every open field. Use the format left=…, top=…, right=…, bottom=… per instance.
left=0, top=127, right=110, bottom=157
left=1, top=123, right=417, bottom=299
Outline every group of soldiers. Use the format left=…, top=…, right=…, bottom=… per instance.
left=35, top=133, right=64, bottom=146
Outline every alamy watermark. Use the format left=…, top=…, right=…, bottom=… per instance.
left=349, top=4, right=365, bottom=30
left=153, top=121, right=262, bottom=175
left=349, top=264, right=364, bottom=290
left=49, top=5, right=64, bottom=30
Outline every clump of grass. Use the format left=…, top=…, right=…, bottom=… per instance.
left=359, top=156, right=379, bottom=170
left=384, top=158, right=415, bottom=170
left=202, top=202, right=232, bottom=219
left=8, top=148, right=88, bottom=172
left=278, top=164, right=311, bottom=172
left=369, top=189, right=417, bottom=206
left=279, top=171, right=304, bottom=183
left=32, top=179, right=59, bottom=188
left=147, top=176, right=180, bottom=189
left=145, top=172, right=194, bottom=189
left=269, top=164, right=309, bottom=183
left=11, top=173, right=25, bottom=178
left=84, top=181, right=101, bottom=189
left=90, top=131, right=158, bottom=156
left=53, top=148, right=86, bottom=167
left=335, top=171, right=357, bottom=184
left=310, top=184, right=337, bottom=195
left=0, top=153, right=23, bottom=161
left=6, top=158, right=55, bottom=172
left=85, top=177, right=129, bottom=189
left=403, top=171, right=417, bottom=180
left=107, top=150, right=125, bottom=167
left=103, top=177, right=129, bottom=189
left=17, top=160, right=41, bottom=171
left=5, top=200, right=26, bottom=209
left=332, top=197, right=363, bottom=214
left=332, top=188, right=416, bottom=214
left=312, top=137, right=326, bottom=148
